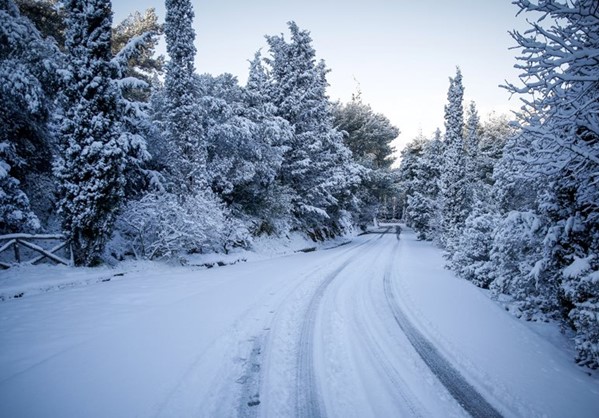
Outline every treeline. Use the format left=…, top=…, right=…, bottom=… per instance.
left=399, top=0, right=599, bottom=368
left=0, top=0, right=399, bottom=265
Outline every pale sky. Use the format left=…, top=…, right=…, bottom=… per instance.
left=113, top=0, right=531, bottom=158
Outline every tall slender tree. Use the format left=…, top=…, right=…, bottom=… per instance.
left=162, top=0, right=205, bottom=194
left=403, top=130, right=444, bottom=240
left=438, top=67, right=468, bottom=252
left=55, top=0, right=127, bottom=265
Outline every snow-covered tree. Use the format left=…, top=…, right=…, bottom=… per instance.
left=333, top=93, right=399, bottom=169
left=1, top=0, right=62, bottom=229
left=162, top=0, right=205, bottom=194
left=403, top=130, right=444, bottom=240
left=235, top=52, right=294, bottom=234
left=478, top=114, right=514, bottom=198
left=500, top=0, right=599, bottom=367
left=464, top=101, right=481, bottom=190
left=265, top=22, right=361, bottom=234
left=488, top=210, right=548, bottom=314
left=110, top=8, right=164, bottom=200
left=15, top=0, right=65, bottom=46
left=332, top=92, right=399, bottom=227
left=450, top=114, right=513, bottom=285
left=195, top=71, right=290, bottom=233
left=0, top=141, right=40, bottom=233
left=398, top=134, right=427, bottom=223
left=438, top=67, right=468, bottom=252
left=112, top=8, right=163, bottom=102
left=451, top=204, right=499, bottom=288
left=55, top=0, right=127, bottom=266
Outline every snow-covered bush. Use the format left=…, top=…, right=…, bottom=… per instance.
left=451, top=210, right=498, bottom=288
left=488, top=211, right=549, bottom=319
left=562, top=254, right=599, bottom=368
left=114, top=191, right=249, bottom=260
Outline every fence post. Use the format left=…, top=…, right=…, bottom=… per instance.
left=69, top=242, right=74, bottom=266
left=13, top=240, right=21, bottom=264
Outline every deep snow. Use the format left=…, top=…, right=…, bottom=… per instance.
left=0, top=227, right=597, bottom=417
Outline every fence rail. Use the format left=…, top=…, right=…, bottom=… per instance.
left=0, top=234, right=72, bottom=269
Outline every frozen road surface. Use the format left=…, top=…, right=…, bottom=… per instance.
left=1, top=227, right=598, bottom=417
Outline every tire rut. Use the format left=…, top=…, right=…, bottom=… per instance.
left=295, top=233, right=384, bottom=418
left=349, top=243, right=425, bottom=417
left=383, top=257, right=503, bottom=418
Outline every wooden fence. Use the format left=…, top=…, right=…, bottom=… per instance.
left=0, top=234, right=72, bottom=269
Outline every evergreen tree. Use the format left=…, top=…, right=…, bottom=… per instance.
left=404, top=130, right=444, bottom=240
left=162, top=0, right=205, bottom=193
left=398, top=134, right=427, bottom=224
left=15, top=0, right=66, bottom=47
left=55, top=0, right=127, bottom=266
left=112, top=8, right=163, bottom=102
left=332, top=91, right=399, bottom=227
left=499, top=0, right=599, bottom=367
left=237, top=51, right=294, bottom=234
left=0, top=0, right=62, bottom=229
left=332, top=92, right=399, bottom=169
left=464, top=101, right=481, bottom=193
left=451, top=115, right=513, bottom=286
left=438, top=67, right=468, bottom=252
left=0, top=141, right=40, bottom=233
left=265, top=22, right=360, bottom=234
left=196, top=71, right=289, bottom=231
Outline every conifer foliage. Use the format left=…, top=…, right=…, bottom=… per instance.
left=438, top=68, right=469, bottom=252
left=55, top=0, right=127, bottom=266
left=398, top=0, right=599, bottom=368
left=0, top=0, right=61, bottom=232
left=265, top=22, right=361, bottom=233
left=503, top=0, right=599, bottom=368
left=162, top=0, right=205, bottom=193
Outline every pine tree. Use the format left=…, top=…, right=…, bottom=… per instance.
left=464, top=101, right=481, bottom=191
left=238, top=51, right=294, bottom=234
left=438, top=67, right=468, bottom=252
left=112, top=7, right=163, bottom=102
left=110, top=9, right=162, bottom=200
left=15, top=0, right=66, bottom=46
left=398, top=134, right=427, bottom=224
left=265, top=22, right=360, bottom=234
left=451, top=114, right=513, bottom=286
left=332, top=93, right=399, bottom=169
left=55, top=0, right=127, bottom=266
left=332, top=92, right=399, bottom=227
left=196, top=70, right=289, bottom=229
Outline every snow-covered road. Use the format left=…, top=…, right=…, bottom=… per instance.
left=1, top=227, right=598, bottom=417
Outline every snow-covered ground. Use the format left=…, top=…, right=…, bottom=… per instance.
left=0, top=227, right=597, bottom=417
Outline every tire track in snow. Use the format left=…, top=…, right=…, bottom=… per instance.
left=348, top=241, right=426, bottom=417
left=383, top=252, right=503, bottom=418
left=295, top=232, right=386, bottom=418
left=235, top=262, right=328, bottom=418
left=235, top=234, right=379, bottom=418
left=237, top=335, right=264, bottom=418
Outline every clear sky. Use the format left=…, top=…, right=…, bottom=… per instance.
left=113, top=0, right=530, bottom=158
